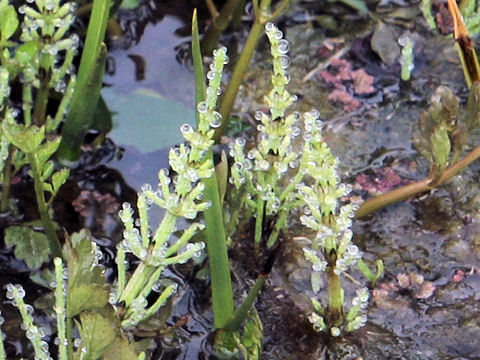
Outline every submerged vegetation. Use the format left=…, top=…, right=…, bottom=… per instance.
left=0, top=0, right=480, bottom=358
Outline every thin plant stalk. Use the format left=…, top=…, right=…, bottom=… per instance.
left=201, top=0, right=244, bottom=55
left=26, top=152, right=62, bottom=258
left=32, top=70, right=51, bottom=126
left=356, top=142, right=480, bottom=218
left=54, top=257, right=68, bottom=360
left=224, top=275, right=266, bottom=331
left=0, top=146, right=13, bottom=212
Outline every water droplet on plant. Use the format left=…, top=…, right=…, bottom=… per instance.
left=197, top=101, right=208, bottom=113
left=265, top=22, right=275, bottom=32
left=279, top=55, right=290, bottom=69
left=236, top=137, right=246, bottom=147
left=278, top=39, right=290, bottom=54
left=180, top=123, right=193, bottom=134
left=141, top=183, right=152, bottom=192
left=210, top=112, right=222, bottom=128
left=303, top=133, right=313, bottom=142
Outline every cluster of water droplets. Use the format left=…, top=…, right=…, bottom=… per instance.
left=118, top=202, right=148, bottom=260
left=5, top=284, right=52, bottom=360
left=122, top=296, right=148, bottom=328
left=17, top=0, right=78, bottom=97
left=0, top=68, right=10, bottom=106
left=346, top=288, right=369, bottom=332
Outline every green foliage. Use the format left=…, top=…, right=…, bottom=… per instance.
left=234, top=310, right=263, bottom=360
left=2, top=121, right=69, bottom=257
left=57, top=0, right=111, bottom=162
left=0, top=0, right=18, bottom=42
left=459, top=0, right=480, bottom=36
left=4, top=226, right=50, bottom=269
left=227, top=22, right=381, bottom=336
left=420, top=0, right=436, bottom=31
left=192, top=9, right=235, bottom=329
left=65, top=231, right=110, bottom=317
left=414, top=83, right=480, bottom=180
left=399, top=34, right=414, bottom=81
left=64, top=231, right=139, bottom=359
left=76, top=311, right=118, bottom=359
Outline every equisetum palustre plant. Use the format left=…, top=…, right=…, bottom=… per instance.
left=0, top=8, right=382, bottom=360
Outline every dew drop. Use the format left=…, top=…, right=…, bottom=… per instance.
left=278, top=39, right=290, bottom=54
left=180, top=123, right=194, bottom=134
left=197, top=101, right=208, bottom=113
left=210, top=112, right=222, bottom=128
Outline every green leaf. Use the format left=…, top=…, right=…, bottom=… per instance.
left=41, top=160, right=55, bottom=182
left=311, top=271, right=322, bottom=293
left=52, top=168, right=70, bottom=194
left=0, top=5, right=18, bottom=41
left=215, top=150, right=228, bottom=203
left=69, top=284, right=109, bottom=317
left=4, top=226, right=50, bottom=269
left=430, top=123, right=451, bottom=169
left=192, top=9, right=206, bottom=115
left=15, top=42, right=38, bottom=65
left=233, top=310, right=263, bottom=360
left=57, top=0, right=111, bottom=162
left=77, top=311, right=117, bottom=360
left=103, top=336, right=139, bottom=360
left=42, top=182, right=53, bottom=194
left=3, top=123, right=45, bottom=154
left=36, top=138, right=61, bottom=166
left=357, top=258, right=384, bottom=285
left=65, top=231, right=109, bottom=317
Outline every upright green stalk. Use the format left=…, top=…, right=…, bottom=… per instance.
left=0, top=313, right=5, bottom=360
left=0, top=146, right=13, bottom=212
left=27, top=152, right=62, bottom=258
left=57, top=0, right=111, bottom=162
left=192, top=11, right=234, bottom=328
left=32, top=70, right=51, bottom=126
left=54, top=257, right=68, bottom=360
left=203, top=170, right=235, bottom=328
left=326, top=255, right=344, bottom=328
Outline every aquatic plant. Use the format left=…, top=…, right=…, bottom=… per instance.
left=420, top=0, right=437, bottom=31
left=399, top=33, right=414, bottom=81
left=213, top=0, right=292, bottom=142
left=0, top=0, right=79, bottom=257
left=226, top=22, right=382, bottom=336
